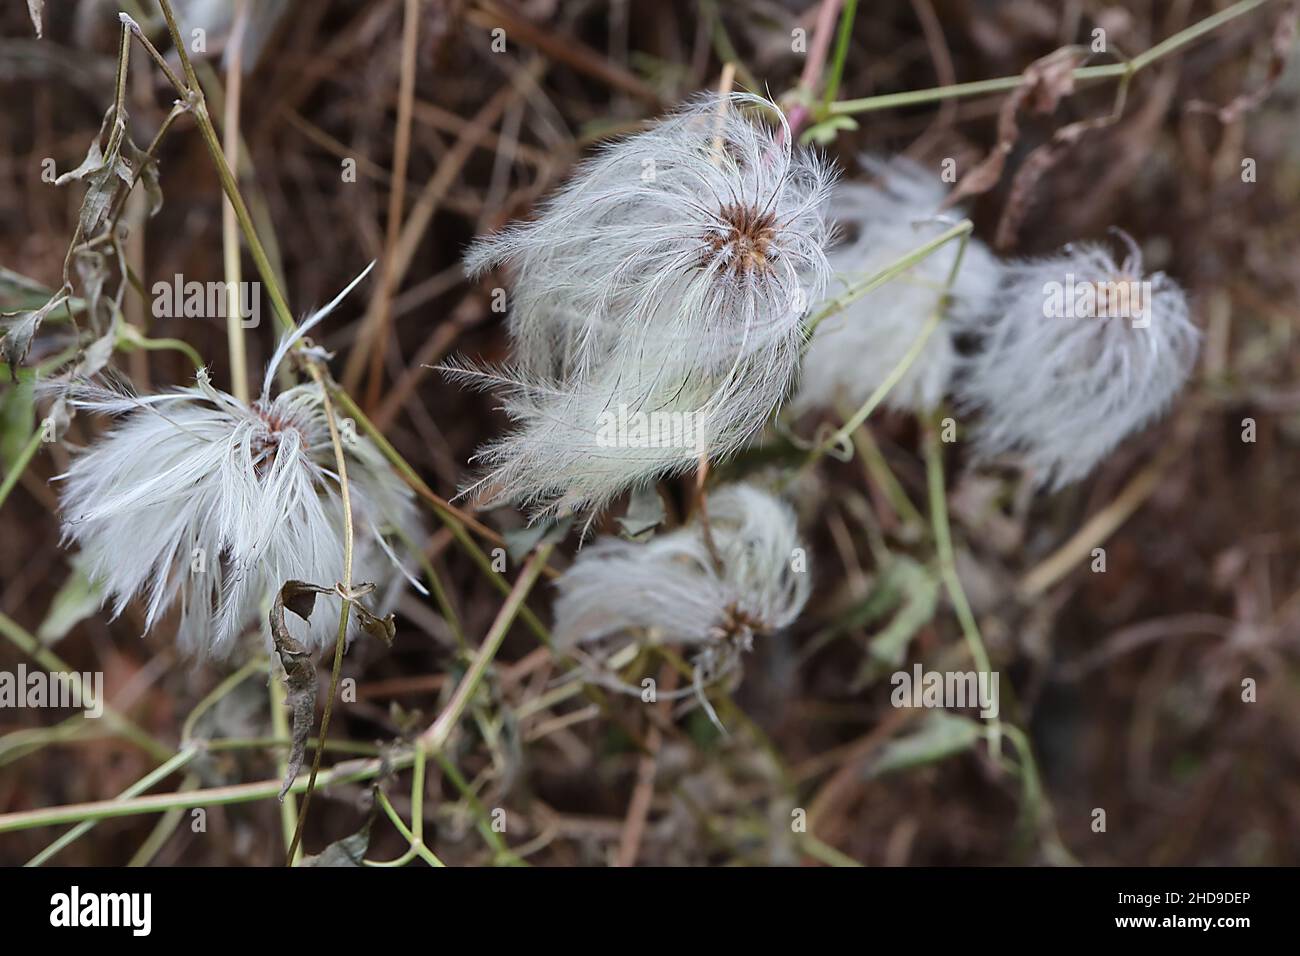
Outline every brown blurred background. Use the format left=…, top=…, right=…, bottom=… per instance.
left=1, top=0, right=1298, bottom=866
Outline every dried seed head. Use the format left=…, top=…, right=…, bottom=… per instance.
left=56, top=269, right=421, bottom=658
left=796, top=157, right=1002, bottom=415
left=452, top=94, right=836, bottom=518
left=955, top=239, right=1200, bottom=488
left=552, top=483, right=810, bottom=666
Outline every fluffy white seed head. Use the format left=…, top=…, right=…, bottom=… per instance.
left=467, top=92, right=835, bottom=377
left=954, top=238, right=1199, bottom=488
left=57, top=265, right=420, bottom=658
left=796, top=158, right=1002, bottom=414
left=454, top=94, right=835, bottom=517
left=445, top=305, right=798, bottom=517
left=58, top=373, right=421, bottom=658
left=552, top=484, right=810, bottom=661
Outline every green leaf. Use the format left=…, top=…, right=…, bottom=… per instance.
left=0, top=375, right=36, bottom=469
left=852, top=557, right=940, bottom=688
left=799, top=114, right=858, bottom=147
left=867, top=712, right=980, bottom=778
left=37, top=559, right=105, bottom=645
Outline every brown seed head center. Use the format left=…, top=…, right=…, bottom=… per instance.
left=1090, top=271, right=1139, bottom=318
left=707, top=203, right=778, bottom=275
left=250, top=406, right=305, bottom=475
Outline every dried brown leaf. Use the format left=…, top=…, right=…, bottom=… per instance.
left=270, top=580, right=325, bottom=802
left=1188, top=3, right=1298, bottom=124
left=1, top=292, right=68, bottom=369
left=943, top=46, right=1089, bottom=210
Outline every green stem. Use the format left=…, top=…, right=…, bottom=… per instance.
left=286, top=364, right=355, bottom=865
left=805, top=219, right=972, bottom=336
left=134, top=0, right=295, bottom=335
left=0, top=757, right=396, bottom=832
left=0, top=611, right=172, bottom=763
left=117, top=329, right=204, bottom=369
left=821, top=0, right=858, bottom=107
left=0, top=425, right=43, bottom=511
left=829, top=0, right=1272, bottom=116
left=126, top=774, right=198, bottom=866
left=421, top=545, right=553, bottom=753
left=852, top=421, right=925, bottom=533
left=921, top=413, right=1000, bottom=757
left=369, top=789, right=444, bottom=867
left=429, top=750, right=524, bottom=865
left=802, top=222, right=972, bottom=470
left=26, top=747, right=198, bottom=866
left=332, top=386, right=553, bottom=644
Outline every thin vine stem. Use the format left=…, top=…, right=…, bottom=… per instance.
left=799, top=220, right=972, bottom=472
left=285, top=361, right=357, bottom=865
left=827, top=0, right=1272, bottom=116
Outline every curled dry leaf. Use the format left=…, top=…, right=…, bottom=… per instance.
left=301, top=798, right=378, bottom=867
left=270, top=580, right=321, bottom=802
left=346, top=584, right=398, bottom=647
left=1, top=291, right=67, bottom=368
left=1187, top=2, right=1298, bottom=125
left=56, top=105, right=161, bottom=240
left=617, top=485, right=667, bottom=540
left=269, top=577, right=397, bottom=800
left=995, top=82, right=1130, bottom=249
left=943, top=46, right=1090, bottom=210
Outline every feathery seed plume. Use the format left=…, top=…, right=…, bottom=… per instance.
left=954, top=236, right=1199, bottom=488
left=454, top=93, right=836, bottom=516
left=796, top=158, right=1002, bottom=414
left=57, top=267, right=421, bottom=658
left=552, top=483, right=810, bottom=686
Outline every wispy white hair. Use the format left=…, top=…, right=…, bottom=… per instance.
left=796, top=158, right=1002, bottom=414
left=954, top=239, right=1199, bottom=489
left=552, top=484, right=810, bottom=662
left=445, top=313, right=795, bottom=518
left=57, top=268, right=422, bottom=658
left=456, top=93, right=835, bottom=516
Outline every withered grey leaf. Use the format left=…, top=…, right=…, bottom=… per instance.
left=348, top=587, right=396, bottom=647
left=74, top=249, right=109, bottom=331
left=301, top=809, right=374, bottom=867
left=2, top=292, right=67, bottom=368
left=55, top=107, right=133, bottom=237
left=617, top=485, right=666, bottom=540
left=44, top=395, right=71, bottom=443
left=120, top=137, right=163, bottom=218
left=77, top=327, right=117, bottom=382
left=79, top=167, right=120, bottom=238
left=27, top=1, right=42, bottom=38
left=270, top=580, right=325, bottom=802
